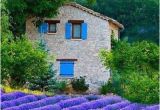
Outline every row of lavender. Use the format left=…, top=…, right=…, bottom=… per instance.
left=0, top=89, right=159, bottom=110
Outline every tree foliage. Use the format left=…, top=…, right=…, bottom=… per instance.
left=77, top=0, right=159, bottom=43
left=1, top=37, right=50, bottom=87
left=99, top=40, right=159, bottom=103
left=6, top=0, right=70, bottom=37
left=6, top=0, right=96, bottom=37
left=1, top=1, right=61, bottom=93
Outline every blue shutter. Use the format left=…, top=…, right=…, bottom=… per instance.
left=60, top=61, right=74, bottom=76
left=81, top=23, right=87, bottom=40
left=65, top=23, right=72, bottom=39
left=38, top=23, right=48, bottom=33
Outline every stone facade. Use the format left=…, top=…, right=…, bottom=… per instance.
left=26, top=4, right=122, bottom=92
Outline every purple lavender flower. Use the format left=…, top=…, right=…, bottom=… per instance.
left=36, top=95, right=47, bottom=100
left=57, top=97, right=88, bottom=108
left=85, top=95, right=101, bottom=101
left=120, top=103, right=145, bottom=110
left=143, top=104, right=159, bottom=110
left=63, top=106, right=86, bottom=110
left=102, top=100, right=130, bottom=110
left=5, top=95, right=70, bottom=110
left=0, top=88, right=5, bottom=96
left=1, top=92, right=26, bottom=101
left=1, top=95, right=38, bottom=109
left=31, top=104, right=62, bottom=110
left=66, top=96, right=123, bottom=110
left=0, top=88, right=5, bottom=93
left=1, top=101, right=17, bottom=109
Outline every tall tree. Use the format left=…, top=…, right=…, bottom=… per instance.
left=6, top=0, right=69, bottom=37
left=6, top=0, right=96, bottom=37
left=78, top=0, right=159, bottom=44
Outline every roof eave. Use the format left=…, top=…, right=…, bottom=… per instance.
left=64, top=2, right=124, bottom=30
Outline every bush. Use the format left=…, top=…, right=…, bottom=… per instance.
left=123, top=73, right=158, bottom=104
left=55, top=81, right=67, bottom=92
left=100, top=80, right=113, bottom=95
left=1, top=38, right=51, bottom=87
left=71, top=76, right=89, bottom=92
left=99, top=40, right=159, bottom=104
left=100, top=83, right=108, bottom=95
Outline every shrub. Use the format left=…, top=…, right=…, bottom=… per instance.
left=55, top=81, right=67, bottom=92
left=71, top=76, right=89, bottom=92
left=67, top=96, right=123, bottom=109
left=1, top=38, right=50, bottom=87
left=2, top=85, right=44, bottom=95
left=99, top=40, right=159, bottom=104
left=123, top=73, right=159, bottom=104
left=5, top=95, right=70, bottom=110
left=103, top=100, right=130, bottom=110
left=57, top=97, right=88, bottom=108
left=85, top=95, right=101, bottom=101
left=1, top=92, right=26, bottom=101
left=99, top=83, right=108, bottom=95
left=1, top=95, right=38, bottom=109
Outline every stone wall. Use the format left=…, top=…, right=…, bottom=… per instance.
left=109, top=22, right=119, bottom=39
left=26, top=5, right=118, bottom=93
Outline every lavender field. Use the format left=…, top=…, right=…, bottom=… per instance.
left=0, top=91, right=159, bottom=110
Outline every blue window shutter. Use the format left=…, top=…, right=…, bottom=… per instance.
left=81, top=23, right=87, bottom=40
left=65, top=23, right=72, bottom=39
left=60, top=61, right=74, bottom=76
left=38, top=23, right=48, bottom=33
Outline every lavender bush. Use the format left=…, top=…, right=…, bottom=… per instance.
left=143, top=105, right=159, bottom=110
left=85, top=95, right=101, bottom=101
left=120, top=103, right=145, bottom=110
left=1, top=95, right=38, bottom=109
left=5, top=95, right=70, bottom=110
left=66, top=96, right=123, bottom=110
left=1, top=92, right=26, bottom=101
left=1, top=91, right=159, bottom=110
left=31, top=104, right=62, bottom=110
left=102, top=100, right=130, bottom=110
left=35, top=95, right=47, bottom=100
left=58, top=97, right=88, bottom=108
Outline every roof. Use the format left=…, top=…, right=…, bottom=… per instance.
left=65, top=3, right=124, bottom=29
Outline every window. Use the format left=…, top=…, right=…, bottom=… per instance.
left=49, top=23, right=56, bottom=33
left=68, top=20, right=84, bottom=39
left=65, top=21, right=87, bottom=40
left=72, top=23, right=81, bottom=39
left=45, top=20, right=60, bottom=33
left=57, top=59, right=77, bottom=77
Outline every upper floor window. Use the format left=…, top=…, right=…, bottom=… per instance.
left=65, top=20, right=87, bottom=40
left=72, top=23, right=81, bottom=39
left=45, top=20, right=60, bottom=33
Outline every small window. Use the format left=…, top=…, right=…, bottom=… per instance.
left=68, top=20, right=84, bottom=39
left=72, top=23, right=81, bottom=39
left=45, top=20, right=60, bottom=33
left=49, top=23, right=56, bottom=33
left=57, top=59, right=77, bottom=77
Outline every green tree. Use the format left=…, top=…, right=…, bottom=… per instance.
left=1, top=37, right=51, bottom=87
left=6, top=0, right=69, bottom=37
left=1, top=1, right=56, bottom=90
left=99, top=40, right=159, bottom=103
left=78, top=0, right=159, bottom=44
left=6, top=0, right=96, bottom=37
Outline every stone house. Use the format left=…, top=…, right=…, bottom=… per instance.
left=26, top=3, right=124, bottom=92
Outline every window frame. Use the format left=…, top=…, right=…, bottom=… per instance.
left=45, top=20, right=60, bottom=34
left=72, top=23, right=82, bottom=39
left=57, top=59, right=77, bottom=77
left=68, top=20, right=84, bottom=39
